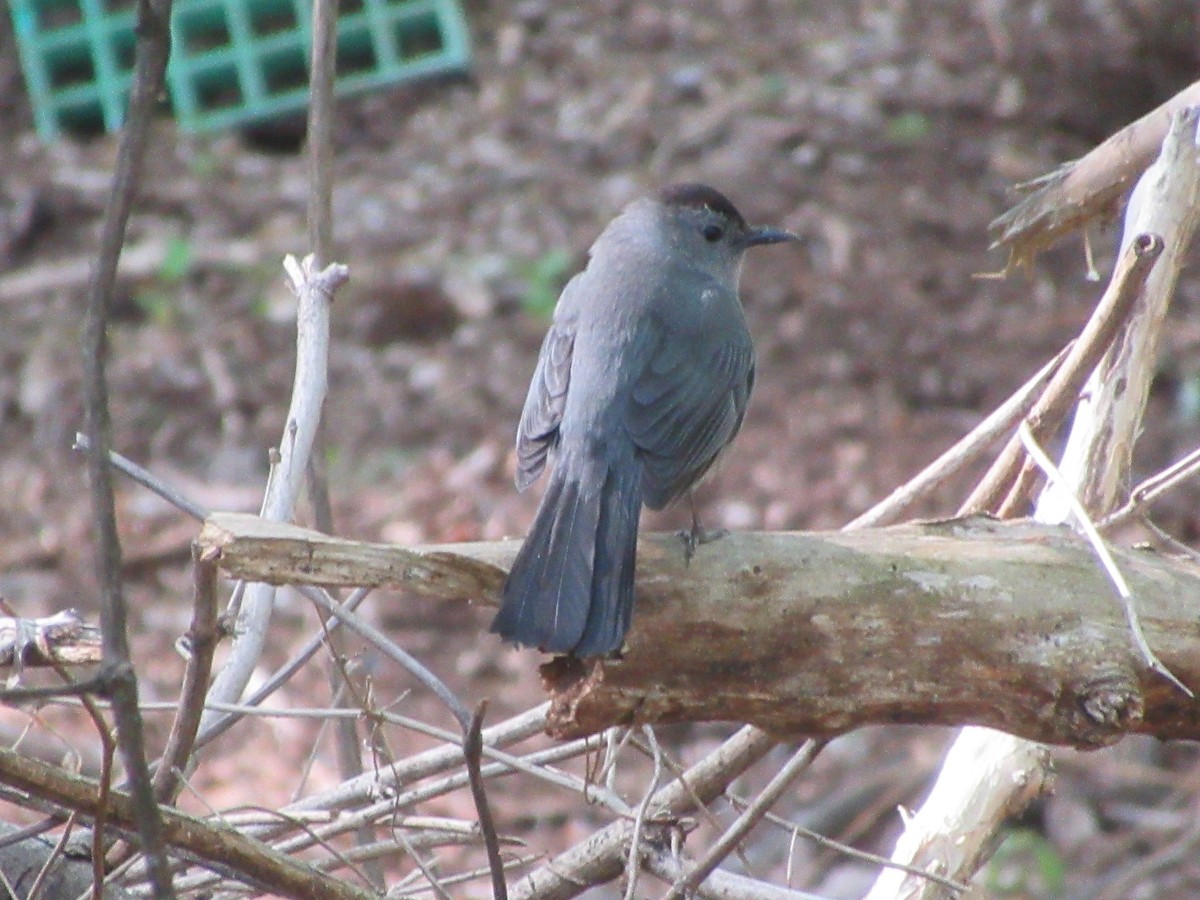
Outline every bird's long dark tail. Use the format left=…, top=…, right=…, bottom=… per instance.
left=491, top=455, right=640, bottom=656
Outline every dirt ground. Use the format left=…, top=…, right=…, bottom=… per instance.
left=2, top=0, right=1200, bottom=897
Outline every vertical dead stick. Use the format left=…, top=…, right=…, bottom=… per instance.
left=78, top=0, right=177, bottom=891
left=960, top=232, right=1163, bottom=514
left=466, top=703, right=508, bottom=900
left=152, top=545, right=221, bottom=803
left=1042, top=106, right=1200, bottom=519
left=201, top=257, right=345, bottom=733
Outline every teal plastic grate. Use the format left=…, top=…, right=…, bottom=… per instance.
left=10, top=0, right=472, bottom=139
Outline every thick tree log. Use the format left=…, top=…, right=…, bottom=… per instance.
left=198, top=512, right=1200, bottom=747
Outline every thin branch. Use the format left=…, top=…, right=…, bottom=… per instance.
left=294, top=576, right=508, bottom=896
left=279, top=703, right=551, bottom=824
left=723, top=789, right=969, bottom=894
left=392, top=829, right=455, bottom=900
left=1017, top=422, right=1190, bottom=696
left=201, top=255, right=344, bottom=731
left=466, top=702, right=509, bottom=900
left=168, top=735, right=592, bottom=895
left=306, top=0, right=337, bottom=267
left=661, top=741, right=823, bottom=899
left=1103, top=444, right=1200, bottom=529
left=296, top=584, right=470, bottom=729
left=270, top=738, right=601, bottom=855
left=300, top=0, right=378, bottom=879
left=507, top=726, right=777, bottom=900
left=0, top=747, right=375, bottom=899
left=152, top=544, right=221, bottom=803
left=960, top=231, right=1164, bottom=514
left=106, top=696, right=626, bottom=815
left=191, top=586, right=372, bottom=751
left=623, top=727, right=663, bottom=900
left=389, top=854, right=543, bottom=898
left=72, top=433, right=210, bottom=522
left=848, top=343, right=1069, bottom=528
left=79, top=0, right=176, bottom=890
left=646, top=849, right=827, bottom=900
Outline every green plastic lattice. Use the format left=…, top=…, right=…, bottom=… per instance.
left=10, top=0, right=472, bottom=139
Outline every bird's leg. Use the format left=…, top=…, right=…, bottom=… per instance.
left=678, top=491, right=729, bottom=564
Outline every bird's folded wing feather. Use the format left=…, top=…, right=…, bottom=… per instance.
left=515, top=283, right=579, bottom=490
left=628, top=313, right=754, bottom=509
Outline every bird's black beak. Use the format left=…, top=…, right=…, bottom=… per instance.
left=742, top=226, right=801, bottom=247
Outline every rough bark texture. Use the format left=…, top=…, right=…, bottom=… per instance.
left=199, top=512, right=1200, bottom=746
left=540, top=517, right=1199, bottom=743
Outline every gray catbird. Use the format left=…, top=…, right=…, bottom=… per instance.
left=491, top=183, right=798, bottom=657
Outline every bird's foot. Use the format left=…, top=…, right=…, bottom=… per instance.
left=677, top=524, right=729, bottom=565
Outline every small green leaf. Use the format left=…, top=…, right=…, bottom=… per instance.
left=159, top=236, right=193, bottom=284
left=984, top=828, right=1065, bottom=897
left=520, top=249, right=572, bottom=319
left=886, top=111, right=931, bottom=144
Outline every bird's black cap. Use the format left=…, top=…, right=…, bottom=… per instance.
left=657, top=183, right=747, bottom=229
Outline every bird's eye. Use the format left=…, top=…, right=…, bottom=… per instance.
left=702, top=224, right=724, bottom=242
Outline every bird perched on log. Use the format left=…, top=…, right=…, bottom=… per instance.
left=492, top=183, right=799, bottom=657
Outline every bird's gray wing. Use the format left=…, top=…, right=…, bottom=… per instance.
left=627, top=304, right=755, bottom=509
left=514, top=283, right=579, bottom=491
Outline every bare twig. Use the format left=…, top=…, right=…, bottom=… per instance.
left=961, top=231, right=1164, bottom=514
left=389, top=854, right=542, bottom=897
left=645, top=848, right=827, bottom=900
left=0, top=748, right=373, bottom=899
left=201, top=255, right=345, bottom=732
left=392, top=828, right=455, bottom=900
left=299, top=0, right=379, bottom=878
left=292, top=578, right=507, bottom=896
left=297, top=584, right=470, bottom=729
left=723, top=790, right=969, bottom=894
left=1017, top=422, right=1190, bottom=695
left=623, top=727, right=663, bottom=900
left=72, top=433, right=210, bottom=522
left=661, top=741, right=823, bottom=900
left=79, top=0, right=177, bottom=891
left=306, top=0, right=337, bottom=269
left=1102, top=444, right=1200, bottom=530
left=170, top=735, right=595, bottom=895
left=847, top=344, right=1069, bottom=528
left=466, top=703, right=508, bottom=900
left=152, top=544, right=222, bottom=803
left=191, top=586, right=372, bottom=752
left=279, top=703, right=550, bottom=825
left=1041, top=106, right=1200, bottom=518
left=507, top=726, right=777, bottom=900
